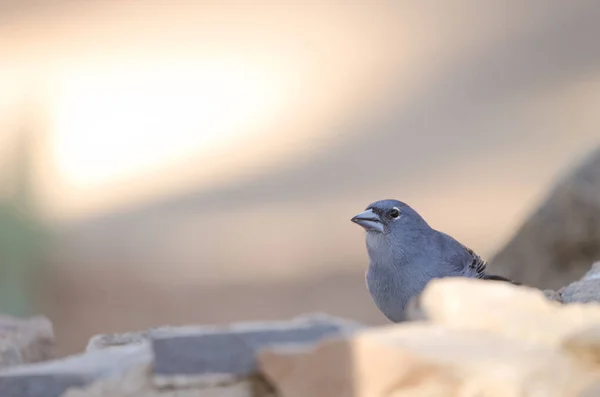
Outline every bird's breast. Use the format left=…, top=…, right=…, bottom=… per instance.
left=365, top=263, right=414, bottom=322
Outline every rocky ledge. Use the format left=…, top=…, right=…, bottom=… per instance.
left=0, top=261, right=600, bottom=397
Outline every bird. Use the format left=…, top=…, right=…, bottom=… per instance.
left=351, top=199, right=519, bottom=322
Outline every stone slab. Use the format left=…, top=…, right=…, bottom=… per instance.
left=0, top=344, right=151, bottom=397
left=151, top=314, right=362, bottom=380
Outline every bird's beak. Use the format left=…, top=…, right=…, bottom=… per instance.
left=351, top=209, right=384, bottom=233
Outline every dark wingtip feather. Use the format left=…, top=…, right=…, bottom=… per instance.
left=481, top=274, right=521, bottom=286
left=462, top=245, right=521, bottom=286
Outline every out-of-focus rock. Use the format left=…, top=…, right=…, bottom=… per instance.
left=561, top=325, right=600, bottom=370
left=4, top=314, right=359, bottom=397
left=259, top=323, right=599, bottom=397
left=0, top=315, right=55, bottom=370
left=417, top=277, right=600, bottom=346
left=560, top=261, right=600, bottom=304
left=0, top=344, right=151, bottom=397
left=151, top=313, right=362, bottom=388
left=62, top=365, right=272, bottom=397
left=259, top=275, right=600, bottom=397
left=85, top=327, right=177, bottom=352
left=491, top=148, right=600, bottom=289
left=543, top=289, right=562, bottom=302
left=86, top=332, right=150, bottom=353
left=15, top=271, right=600, bottom=397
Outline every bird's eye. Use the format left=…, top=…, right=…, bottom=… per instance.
left=389, top=207, right=400, bottom=219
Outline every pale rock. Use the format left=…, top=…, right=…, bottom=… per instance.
left=562, top=325, right=600, bottom=369
left=259, top=323, right=599, bottom=397
left=0, top=315, right=55, bottom=369
left=418, top=277, right=600, bottom=346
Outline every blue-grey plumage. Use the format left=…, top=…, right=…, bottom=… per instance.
left=351, top=199, right=517, bottom=322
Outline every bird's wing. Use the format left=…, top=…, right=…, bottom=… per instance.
left=437, top=231, right=519, bottom=284
left=436, top=231, right=487, bottom=276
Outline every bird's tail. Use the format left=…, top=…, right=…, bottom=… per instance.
left=482, top=274, right=521, bottom=286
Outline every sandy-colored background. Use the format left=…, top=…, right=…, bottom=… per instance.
left=1, top=1, right=599, bottom=354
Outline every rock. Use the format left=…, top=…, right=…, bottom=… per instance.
left=561, top=325, right=600, bottom=370
left=560, top=261, right=600, bottom=304
left=259, top=276, right=600, bottom=397
left=151, top=313, right=362, bottom=388
left=0, top=344, right=151, bottom=397
left=86, top=327, right=175, bottom=352
left=62, top=366, right=274, bottom=397
left=580, top=382, right=600, bottom=397
left=259, top=323, right=599, bottom=397
left=0, top=315, right=55, bottom=370
left=86, top=332, right=150, bottom=353
left=417, top=277, right=600, bottom=347
left=0, top=344, right=21, bottom=369
left=491, top=147, right=600, bottom=289
left=60, top=314, right=358, bottom=396
left=543, top=289, right=562, bottom=302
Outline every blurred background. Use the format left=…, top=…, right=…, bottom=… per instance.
left=1, top=0, right=599, bottom=355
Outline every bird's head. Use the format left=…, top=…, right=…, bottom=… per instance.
left=351, top=199, right=428, bottom=236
